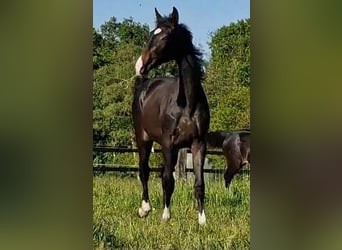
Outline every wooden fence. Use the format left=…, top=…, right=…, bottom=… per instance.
left=93, top=146, right=250, bottom=177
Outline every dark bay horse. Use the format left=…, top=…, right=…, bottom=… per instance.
left=207, top=130, right=250, bottom=188
left=132, top=7, right=210, bottom=225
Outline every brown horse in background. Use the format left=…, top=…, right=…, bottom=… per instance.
left=132, top=7, right=210, bottom=225
left=207, top=130, right=250, bottom=188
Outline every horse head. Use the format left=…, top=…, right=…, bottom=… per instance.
left=137, top=7, right=191, bottom=76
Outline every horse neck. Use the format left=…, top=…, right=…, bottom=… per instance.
left=176, top=53, right=202, bottom=115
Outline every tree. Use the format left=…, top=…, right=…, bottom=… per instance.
left=117, top=18, right=149, bottom=46
left=93, top=17, right=150, bottom=70
left=204, top=19, right=250, bottom=131
left=100, top=17, right=119, bottom=49
left=93, top=28, right=108, bottom=70
left=100, top=17, right=149, bottom=49
left=209, top=19, right=250, bottom=87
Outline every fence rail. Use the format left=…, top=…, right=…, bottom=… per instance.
left=93, top=164, right=250, bottom=175
left=93, top=145, right=224, bottom=155
left=93, top=146, right=249, bottom=176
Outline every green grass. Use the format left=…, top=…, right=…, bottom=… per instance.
left=93, top=173, right=250, bottom=249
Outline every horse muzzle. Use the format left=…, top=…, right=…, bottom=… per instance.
left=139, top=65, right=149, bottom=77
left=140, top=60, right=157, bottom=77
left=139, top=52, right=159, bottom=76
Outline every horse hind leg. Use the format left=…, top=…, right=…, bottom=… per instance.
left=224, top=157, right=242, bottom=189
left=240, top=143, right=250, bottom=166
left=191, top=141, right=206, bottom=225
left=137, top=140, right=153, bottom=218
left=223, top=135, right=243, bottom=189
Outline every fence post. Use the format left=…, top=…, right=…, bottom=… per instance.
left=176, top=149, right=187, bottom=180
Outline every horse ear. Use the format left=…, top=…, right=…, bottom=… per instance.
left=155, top=8, right=163, bottom=24
left=170, top=7, right=179, bottom=26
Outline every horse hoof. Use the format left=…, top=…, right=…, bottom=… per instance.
left=138, top=200, right=151, bottom=217
left=161, top=207, right=171, bottom=221
left=161, top=216, right=170, bottom=222
left=198, top=211, right=206, bottom=225
left=138, top=207, right=150, bottom=217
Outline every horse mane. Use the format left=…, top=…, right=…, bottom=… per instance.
left=176, top=24, right=205, bottom=81
left=156, top=15, right=205, bottom=81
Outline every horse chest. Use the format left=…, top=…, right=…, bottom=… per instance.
left=173, top=116, right=197, bottom=144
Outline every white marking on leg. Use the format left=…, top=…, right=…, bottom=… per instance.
left=142, top=200, right=151, bottom=211
left=138, top=200, right=151, bottom=217
left=135, top=55, right=143, bottom=75
left=162, top=206, right=170, bottom=221
left=198, top=211, right=206, bottom=225
left=153, top=28, right=162, bottom=35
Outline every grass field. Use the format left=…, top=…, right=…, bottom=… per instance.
left=93, top=173, right=250, bottom=249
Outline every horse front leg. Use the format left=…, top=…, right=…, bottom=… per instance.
left=137, top=140, right=153, bottom=217
left=161, top=146, right=178, bottom=221
left=191, top=140, right=206, bottom=225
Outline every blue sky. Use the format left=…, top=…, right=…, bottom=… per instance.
left=93, top=0, right=250, bottom=59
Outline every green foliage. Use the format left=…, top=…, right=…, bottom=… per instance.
left=117, top=18, right=150, bottom=46
left=93, top=175, right=250, bottom=249
left=93, top=18, right=148, bottom=165
left=99, top=17, right=149, bottom=49
left=149, top=61, right=178, bottom=78
left=93, top=44, right=140, bottom=147
left=204, top=18, right=250, bottom=131
left=205, top=83, right=250, bottom=131
left=209, top=19, right=250, bottom=87
left=93, top=17, right=149, bottom=70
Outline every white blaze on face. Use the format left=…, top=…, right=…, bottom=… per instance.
left=135, top=55, right=143, bottom=75
left=153, top=28, right=162, bottom=35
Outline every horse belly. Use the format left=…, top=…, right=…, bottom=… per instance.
left=141, top=114, right=162, bottom=142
